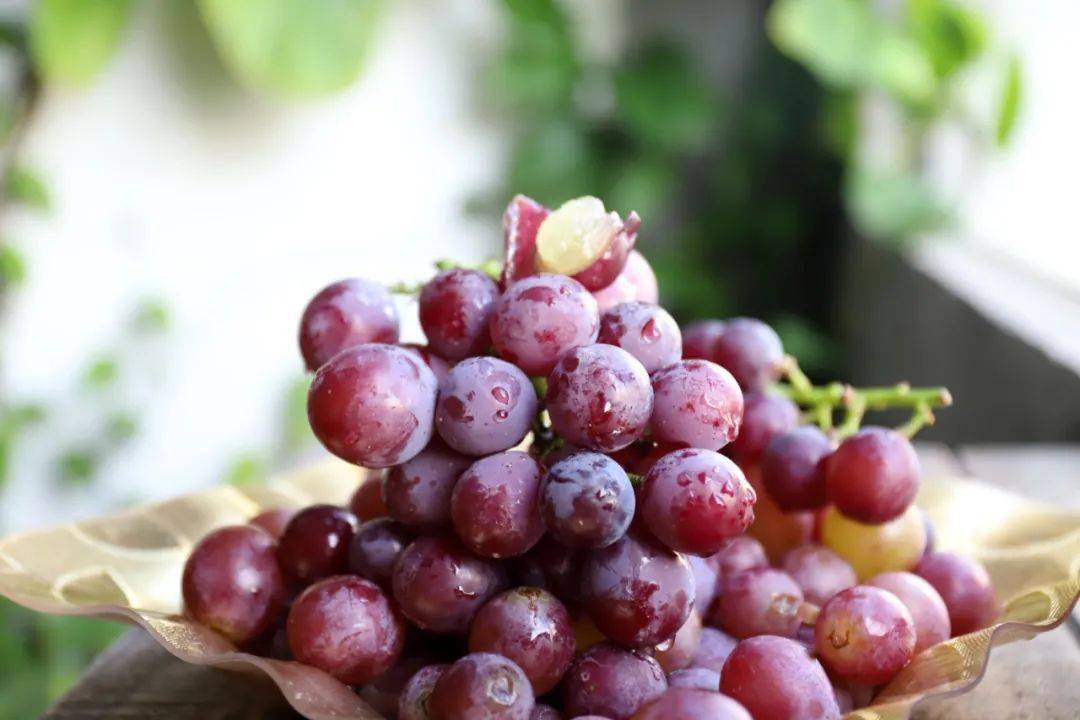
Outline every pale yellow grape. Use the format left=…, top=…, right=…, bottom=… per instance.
left=535, top=196, right=621, bottom=275
left=821, top=504, right=926, bottom=580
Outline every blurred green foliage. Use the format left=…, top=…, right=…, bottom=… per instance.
left=29, top=0, right=133, bottom=86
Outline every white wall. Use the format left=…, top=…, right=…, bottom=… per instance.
left=0, top=0, right=506, bottom=530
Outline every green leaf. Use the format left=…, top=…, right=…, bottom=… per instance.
left=996, top=53, right=1022, bottom=146
left=908, top=0, right=988, bottom=79
left=487, top=0, right=576, bottom=114
left=0, top=244, right=27, bottom=287
left=224, top=452, right=266, bottom=486
left=614, top=44, right=718, bottom=152
left=197, top=0, right=386, bottom=98
left=83, top=356, right=119, bottom=389
left=56, top=448, right=98, bottom=486
left=869, top=32, right=936, bottom=105
left=607, top=156, right=675, bottom=222
left=106, top=412, right=138, bottom=443
left=30, top=0, right=134, bottom=86
left=131, top=297, right=170, bottom=334
left=845, top=166, right=952, bottom=240
left=5, top=165, right=50, bottom=211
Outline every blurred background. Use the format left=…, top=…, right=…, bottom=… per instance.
left=0, top=0, right=1076, bottom=715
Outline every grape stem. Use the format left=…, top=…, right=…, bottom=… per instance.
left=775, top=356, right=951, bottom=438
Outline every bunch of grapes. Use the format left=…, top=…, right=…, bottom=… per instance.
left=181, top=195, right=1000, bottom=720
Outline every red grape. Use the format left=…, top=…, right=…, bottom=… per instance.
left=667, top=666, right=720, bottom=691
left=562, top=643, right=667, bottom=720
left=654, top=609, right=702, bottom=672
left=632, top=688, right=752, bottom=720
left=533, top=197, right=635, bottom=290
left=182, top=525, right=285, bottom=645
left=687, top=554, right=719, bottom=612
left=401, top=343, right=453, bottom=383
left=435, top=356, right=538, bottom=456
left=392, top=535, right=507, bottom=633
left=690, top=627, right=737, bottom=673
left=249, top=507, right=296, bottom=540
left=915, top=552, right=998, bottom=635
left=711, top=567, right=804, bottom=639
left=781, top=544, right=857, bottom=606
left=398, top=663, right=449, bottom=720
left=761, top=425, right=832, bottom=511
left=501, top=194, right=549, bottom=288
left=428, top=652, right=535, bottom=720
left=825, top=427, right=920, bottom=524
left=592, top=250, right=658, bottom=313
left=348, top=518, right=412, bottom=589
left=451, top=451, right=545, bottom=558
left=490, top=274, right=600, bottom=376
left=712, top=318, right=784, bottom=392
left=546, top=344, right=653, bottom=453
left=384, top=439, right=472, bottom=531
left=468, top=587, right=575, bottom=694
left=308, top=344, right=437, bottom=467
left=277, top=504, right=359, bottom=586
left=581, top=533, right=694, bottom=648
left=572, top=214, right=639, bottom=291
left=720, top=635, right=840, bottom=720
left=350, top=473, right=388, bottom=521
left=286, top=575, right=405, bottom=685
left=680, top=319, right=725, bottom=361
left=419, top=268, right=500, bottom=359
left=510, top=535, right=582, bottom=607
left=708, top=536, right=769, bottom=591
left=868, top=571, right=951, bottom=652
left=539, top=452, right=635, bottom=549
left=530, top=705, right=562, bottom=720
left=640, top=448, right=756, bottom=555
left=725, top=392, right=799, bottom=466
left=298, top=278, right=399, bottom=372
left=650, top=360, right=743, bottom=451
left=359, top=653, right=430, bottom=718
left=597, top=302, right=681, bottom=374
left=814, top=585, right=916, bottom=685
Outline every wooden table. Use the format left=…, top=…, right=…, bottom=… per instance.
left=41, top=445, right=1080, bottom=720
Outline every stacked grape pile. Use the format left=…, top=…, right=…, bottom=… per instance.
left=181, top=195, right=999, bottom=720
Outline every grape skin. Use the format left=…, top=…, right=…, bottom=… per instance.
left=597, top=302, right=682, bottom=374
left=562, top=643, right=667, bottom=720
left=490, top=274, right=600, bottom=376
left=571, top=212, right=640, bottom=291
left=710, top=567, right=805, bottom=639
left=419, top=268, right=500, bottom=360
left=298, top=278, right=399, bottom=372
left=680, top=319, right=725, bottom=361
left=711, top=317, right=784, bottom=392
left=400, top=343, right=453, bottom=383
left=501, top=194, right=549, bottom=288
left=650, top=360, right=744, bottom=452
left=915, top=552, right=999, bottom=636
left=725, top=392, right=800, bottom=466
left=286, top=575, right=405, bottom=685
left=709, top=536, right=770, bottom=593
left=640, top=448, right=756, bottom=556
left=181, top=525, right=285, bottom=646
left=249, top=507, right=296, bottom=540
left=868, top=571, right=951, bottom=652
left=539, top=452, right=635, bottom=549
left=398, top=663, right=449, bottom=720
left=719, top=635, right=841, bottom=720
left=509, top=535, right=583, bottom=607
left=384, top=439, right=472, bottom=531
left=690, top=626, right=738, bottom=674
left=781, top=544, right=857, bottom=606
left=820, top=504, right=926, bottom=580
left=428, top=652, right=535, bottom=720
left=761, top=425, right=833, bottom=511
left=825, top=426, right=921, bottom=524
left=631, top=687, right=752, bottom=720
left=276, top=505, right=359, bottom=587
left=308, top=344, right=437, bottom=468
left=593, top=250, right=658, bottom=313
left=347, top=518, right=412, bottom=589
left=666, top=666, right=720, bottom=691
left=546, top=344, right=653, bottom=453
left=391, top=535, right=507, bottom=634
left=451, top=451, right=545, bottom=558
left=654, top=609, right=702, bottom=672
left=350, top=472, right=389, bottom=521
left=529, top=705, right=562, bottom=720
left=435, top=357, right=538, bottom=457
left=814, top=586, right=916, bottom=685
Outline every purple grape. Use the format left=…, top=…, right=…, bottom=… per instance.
left=592, top=250, right=658, bottom=313
left=654, top=609, right=702, bottom=672
left=419, top=268, right=500, bottom=359
left=687, top=554, right=719, bottom=612
left=347, top=518, right=412, bottom=589
left=633, top=688, right=752, bottom=720
left=451, top=451, right=545, bottom=558
left=825, top=426, right=920, bottom=523
left=398, top=663, right=449, bottom=720
left=650, top=360, right=743, bottom=451
left=815, top=585, right=916, bottom=685
left=545, top=344, right=653, bottom=453
left=350, top=473, right=389, bottom=520
left=581, top=533, right=695, bottom=648
left=761, top=425, right=832, bottom=511
left=428, top=652, right=535, bottom=720
left=298, top=278, right=399, bottom=371
left=468, top=587, right=575, bottom=694
left=781, top=544, right=857, bottom=606
left=182, top=525, right=285, bottom=645
left=539, top=452, right=635, bottom=549
left=640, top=448, right=756, bottom=556
left=359, top=653, right=430, bottom=718
left=690, top=627, right=738, bottom=673
left=435, top=356, right=538, bottom=456
left=308, top=344, right=437, bottom=467
left=708, top=536, right=769, bottom=592
left=276, top=505, right=359, bottom=586
left=915, top=552, right=999, bottom=636
left=529, top=705, right=562, bottom=720
left=710, top=568, right=804, bottom=639
left=510, top=535, right=583, bottom=607
left=597, top=302, right=682, bottom=374
left=286, top=575, right=405, bottom=685
left=681, top=320, right=725, bottom=361
left=712, top=318, right=784, bottom=392
left=490, top=274, right=600, bottom=376
left=725, top=392, right=799, bottom=466
left=249, top=507, right=296, bottom=540
left=392, top=535, right=507, bottom=633
left=667, top=666, right=720, bottom=691
left=868, top=571, right=951, bottom=653
left=562, top=643, right=667, bottom=720
left=384, top=439, right=472, bottom=531
left=720, top=636, right=840, bottom=720
left=400, top=343, right=453, bottom=383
